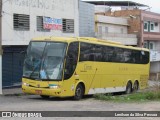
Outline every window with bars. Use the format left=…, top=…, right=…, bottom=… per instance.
left=37, top=16, right=50, bottom=32
left=62, top=19, right=74, bottom=33
left=13, top=14, right=30, bottom=30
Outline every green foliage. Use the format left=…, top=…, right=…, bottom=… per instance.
left=94, top=91, right=160, bottom=102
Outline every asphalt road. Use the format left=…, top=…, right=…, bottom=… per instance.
left=0, top=94, right=160, bottom=118
left=0, top=80, right=160, bottom=120
left=0, top=94, right=160, bottom=111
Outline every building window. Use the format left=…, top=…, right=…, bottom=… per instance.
left=121, top=28, right=124, bottom=34
left=144, top=22, right=148, bottom=31
left=37, top=16, right=50, bottom=32
left=144, top=42, right=155, bottom=50
left=149, top=42, right=154, bottom=50
left=144, top=42, right=148, bottom=48
left=13, top=14, right=30, bottom=30
left=150, top=23, right=154, bottom=31
left=62, top=19, right=74, bottom=33
left=98, top=26, right=102, bottom=35
left=105, top=27, right=108, bottom=34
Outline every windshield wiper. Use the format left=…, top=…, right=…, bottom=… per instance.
left=29, top=61, right=41, bottom=78
left=29, top=61, right=49, bottom=79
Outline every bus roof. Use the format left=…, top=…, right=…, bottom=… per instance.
left=31, top=36, right=149, bottom=52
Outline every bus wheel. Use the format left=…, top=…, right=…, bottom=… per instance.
left=133, top=81, right=139, bottom=92
left=125, top=82, right=132, bottom=94
left=74, top=84, right=84, bottom=100
left=40, top=95, right=50, bottom=99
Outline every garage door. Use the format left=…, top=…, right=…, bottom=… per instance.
left=2, top=46, right=27, bottom=88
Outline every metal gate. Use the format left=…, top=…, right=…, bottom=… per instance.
left=2, top=46, right=27, bottom=88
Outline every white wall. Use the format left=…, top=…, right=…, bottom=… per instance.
left=96, top=15, right=128, bottom=26
left=150, top=62, right=160, bottom=73
left=2, top=0, right=79, bottom=45
left=95, top=6, right=111, bottom=13
left=95, top=15, right=137, bottom=45
left=154, top=41, right=160, bottom=51
left=96, top=15, right=128, bottom=34
left=97, top=23, right=128, bottom=34
left=79, top=1, right=95, bottom=37
left=101, top=36, right=137, bottom=45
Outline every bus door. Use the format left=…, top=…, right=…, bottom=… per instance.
left=62, top=42, right=79, bottom=96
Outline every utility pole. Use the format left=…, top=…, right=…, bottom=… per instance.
left=0, top=0, right=2, bottom=94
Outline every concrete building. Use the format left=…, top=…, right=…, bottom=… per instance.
left=105, top=10, right=160, bottom=80
left=1, top=0, right=79, bottom=88
left=79, top=1, right=95, bottom=37
left=95, top=15, right=137, bottom=45
left=83, top=0, right=160, bottom=79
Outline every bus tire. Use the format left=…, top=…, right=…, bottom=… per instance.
left=40, top=95, right=50, bottom=99
left=74, top=84, right=84, bottom=100
left=125, top=81, right=132, bottom=94
left=132, top=81, right=139, bottom=92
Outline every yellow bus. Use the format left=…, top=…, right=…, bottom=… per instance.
left=22, top=37, right=150, bottom=100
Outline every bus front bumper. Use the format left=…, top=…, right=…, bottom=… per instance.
left=22, top=85, right=62, bottom=97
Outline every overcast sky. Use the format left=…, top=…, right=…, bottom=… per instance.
left=83, top=0, right=160, bottom=13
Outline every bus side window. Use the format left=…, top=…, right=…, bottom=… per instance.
left=64, top=42, right=79, bottom=80
left=141, top=51, right=149, bottom=64
left=89, top=54, right=95, bottom=61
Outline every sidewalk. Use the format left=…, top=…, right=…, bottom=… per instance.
left=2, top=87, right=23, bottom=95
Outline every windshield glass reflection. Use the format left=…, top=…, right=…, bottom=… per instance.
left=23, top=41, right=67, bottom=80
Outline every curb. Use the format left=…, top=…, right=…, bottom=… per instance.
left=2, top=87, right=24, bottom=96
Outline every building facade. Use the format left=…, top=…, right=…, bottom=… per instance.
left=142, top=11, right=160, bottom=80
left=95, top=15, right=137, bottom=45
left=1, top=0, right=79, bottom=87
left=79, top=1, right=95, bottom=37
left=105, top=10, right=160, bottom=80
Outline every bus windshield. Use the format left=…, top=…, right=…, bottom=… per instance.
left=23, top=41, right=67, bottom=80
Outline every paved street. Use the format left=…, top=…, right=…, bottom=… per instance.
left=0, top=94, right=160, bottom=120
left=1, top=94, right=160, bottom=111
left=0, top=80, right=160, bottom=120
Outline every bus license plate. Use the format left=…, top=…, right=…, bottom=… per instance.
left=35, top=90, right=42, bottom=94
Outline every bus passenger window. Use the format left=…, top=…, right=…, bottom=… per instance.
left=89, top=54, right=95, bottom=61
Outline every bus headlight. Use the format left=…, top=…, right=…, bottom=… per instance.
left=49, top=85, right=59, bottom=89
left=23, top=82, right=29, bottom=86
